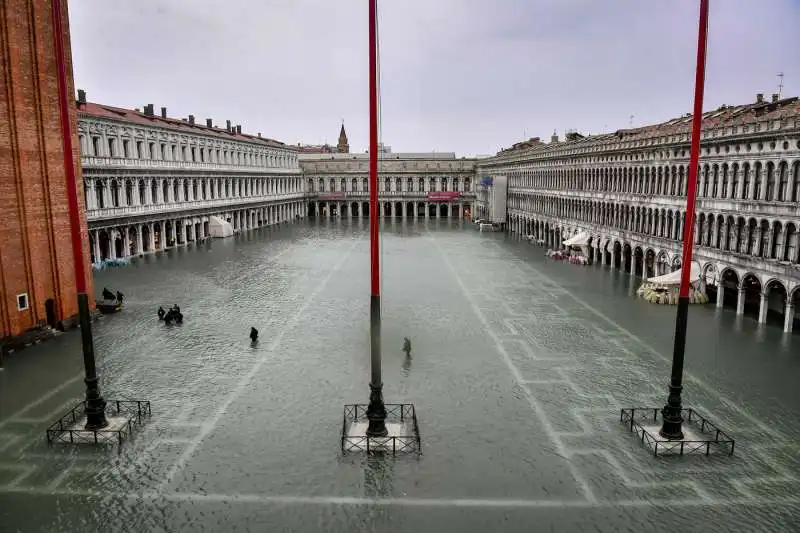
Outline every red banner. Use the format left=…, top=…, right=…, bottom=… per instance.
left=427, top=191, right=461, bottom=201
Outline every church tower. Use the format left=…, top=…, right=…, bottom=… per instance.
left=337, top=123, right=349, bottom=153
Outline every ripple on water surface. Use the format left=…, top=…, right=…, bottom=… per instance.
left=1, top=221, right=798, bottom=532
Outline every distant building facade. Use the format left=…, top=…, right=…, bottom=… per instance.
left=0, top=0, right=93, bottom=339
left=478, top=93, right=800, bottom=333
left=300, top=152, right=477, bottom=220
left=77, top=94, right=306, bottom=262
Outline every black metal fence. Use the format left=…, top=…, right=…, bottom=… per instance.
left=46, top=399, right=151, bottom=447
left=621, top=407, right=735, bottom=457
left=341, top=403, right=421, bottom=455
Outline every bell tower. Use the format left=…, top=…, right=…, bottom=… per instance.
left=337, top=122, right=349, bottom=154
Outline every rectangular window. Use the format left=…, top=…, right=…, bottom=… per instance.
left=107, top=138, right=115, bottom=157
left=123, top=139, right=130, bottom=158
left=136, top=141, right=143, bottom=158
left=148, top=142, right=155, bottom=159
left=92, top=137, right=100, bottom=156
left=161, top=144, right=167, bottom=160
left=17, top=293, right=28, bottom=311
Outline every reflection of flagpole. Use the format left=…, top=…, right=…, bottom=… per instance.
left=659, top=0, right=709, bottom=441
left=52, top=0, right=108, bottom=429
left=365, top=0, right=387, bottom=438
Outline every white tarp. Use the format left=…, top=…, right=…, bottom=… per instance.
left=647, top=261, right=702, bottom=286
left=563, top=231, right=590, bottom=247
left=209, top=215, right=234, bottom=238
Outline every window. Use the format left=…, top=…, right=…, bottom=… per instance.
left=123, top=139, right=130, bottom=158
left=92, top=137, right=100, bottom=156
left=17, top=293, right=28, bottom=311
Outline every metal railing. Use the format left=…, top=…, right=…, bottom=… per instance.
left=46, top=399, right=152, bottom=448
left=620, top=407, right=735, bottom=457
left=341, top=403, right=421, bottom=455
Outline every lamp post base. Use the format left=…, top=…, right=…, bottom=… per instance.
left=365, top=382, right=388, bottom=437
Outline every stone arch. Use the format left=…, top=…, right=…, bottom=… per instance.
left=740, top=272, right=762, bottom=318
left=655, top=251, right=669, bottom=276
left=718, top=267, right=740, bottom=308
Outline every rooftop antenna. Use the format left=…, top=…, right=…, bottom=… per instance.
left=777, top=72, right=784, bottom=99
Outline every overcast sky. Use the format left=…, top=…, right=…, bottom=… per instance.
left=68, top=0, right=800, bottom=157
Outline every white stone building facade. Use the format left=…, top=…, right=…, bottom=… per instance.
left=77, top=99, right=306, bottom=261
left=300, top=152, right=477, bottom=220
left=478, top=94, right=800, bottom=333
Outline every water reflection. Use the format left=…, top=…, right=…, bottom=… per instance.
left=1, top=220, right=798, bottom=532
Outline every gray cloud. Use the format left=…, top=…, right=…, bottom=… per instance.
left=68, top=0, right=800, bottom=156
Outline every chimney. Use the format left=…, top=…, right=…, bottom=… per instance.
left=226, top=120, right=231, bottom=132
left=77, top=89, right=86, bottom=105
left=258, top=133, right=261, bottom=138
left=551, top=131, right=559, bottom=144
left=772, top=93, right=779, bottom=103
left=144, top=104, right=154, bottom=116
left=161, top=106, right=167, bottom=118
left=188, top=114, right=195, bottom=125
left=135, top=108, right=140, bottom=112
left=756, top=93, right=764, bottom=104
left=206, top=118, right=213, bottom=128
left=236, top=125, right=242, bottom=135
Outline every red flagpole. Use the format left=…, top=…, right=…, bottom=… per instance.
left=368, top=0, right=380, bottom=298
left=52, top=0, right=88, bottom=293
left=677, top=0, right=709, bottom=298
left=365, top=0, right=387, bottom=437
left=660, top=0, right=709, bottom=440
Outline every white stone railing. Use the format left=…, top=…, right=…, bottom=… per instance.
left=509, top=187, right=800, bottom=218
left=81, top=156, right=301, bottom=174
left=87, top=192, right=307, bottom=221
left=309, top=191, right=477, bottom=197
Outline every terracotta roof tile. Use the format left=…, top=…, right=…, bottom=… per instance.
left=77, top=102, right=293, bottom=150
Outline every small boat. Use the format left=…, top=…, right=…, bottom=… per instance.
left=95, top=299, right=123, bottom=314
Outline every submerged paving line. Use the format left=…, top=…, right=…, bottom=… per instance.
left=1, top=484, right=799, bottom=510
left=157, top=237, right=363, bottom=491
left=427, top=232, right=598, bottom=504
left=496, top=239, right=786, bottom=441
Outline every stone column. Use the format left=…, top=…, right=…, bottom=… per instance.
left=148, top=223, right=156, bottom=251
left=109, top=230, right=117, bottom=259
left=736, top=287, right=745, bottom=315
left=716, top=284, right=725, bottom=308
left=92, top=230, right=101, bottom=261
left=784, top=302, right=795, bottom=334
left=119, top=228, right=128, bottom=258
left=135, top=226, right=143, bottom=255
left=758, top=292, right=768, bottom=324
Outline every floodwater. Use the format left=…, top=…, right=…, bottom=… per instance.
left=1, top=219, right=798, bottom=533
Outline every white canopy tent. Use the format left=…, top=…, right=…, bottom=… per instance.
left=208, top=215, right=234, bottom=238
left=562, top=231, right=590, bottom=247
left=646, top=261, right=702, bottom=286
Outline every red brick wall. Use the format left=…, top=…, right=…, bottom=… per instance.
left=0, top=0, right=93, bottom=339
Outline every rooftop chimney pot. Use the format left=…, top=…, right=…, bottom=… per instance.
left=77, top=89, right=86, bottom=105
left=236, top=125, right=242, bottom=134
left=772, top=93, right=779, bottom=103
left=188, top=114, right=195, bottom=125
left=206, top=118, right=213, bottom=128
left=756, top=93, right=764, bottom=103
left=226, top=120, right=231, bottom=132
left=161, top=106, right=167, bottom=118
left=144, top=104, right=154, bottom=116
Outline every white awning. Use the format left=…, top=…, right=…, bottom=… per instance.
left=646, top=261, right=702, bottom=286
left=563, top=231, right=590, bottom=247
